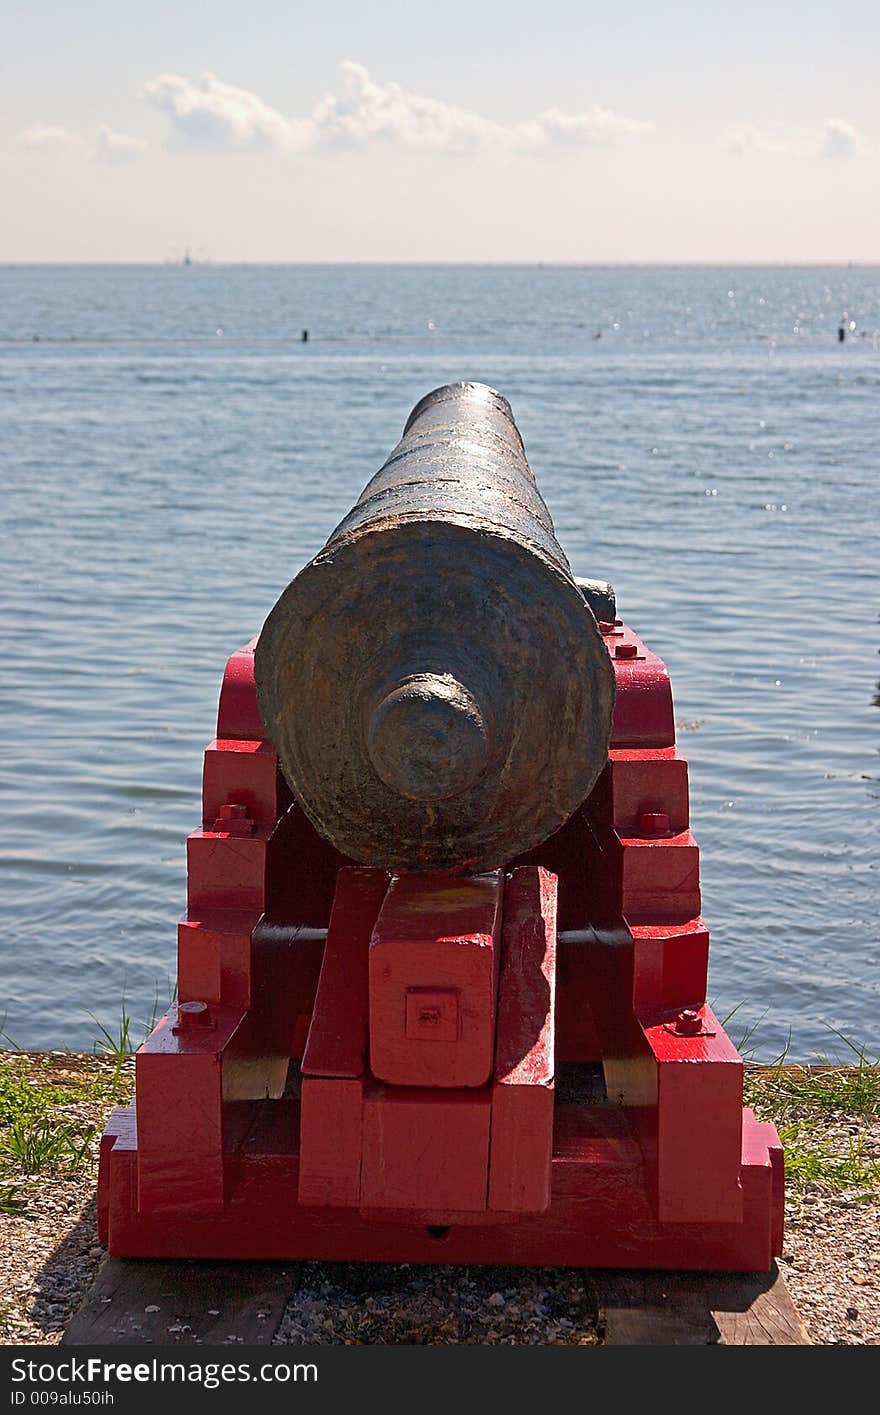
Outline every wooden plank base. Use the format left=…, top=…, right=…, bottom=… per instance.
left=63, top=1257, right=810, bottom=1346
left=62, top=1258, right=294, bottom=1346
left=591, top=1261, right=811, bottom=1345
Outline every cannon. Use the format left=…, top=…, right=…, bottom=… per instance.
left=99, top=384, right=784, bottom=1271
left=255, top=380, right=616, bottom=871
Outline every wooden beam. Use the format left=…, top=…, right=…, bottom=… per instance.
left=62, top=1258, right=294, bottom=1346
left=64, top=1256, right=811, bottom=1346
left=591, top=1262, right=811, bottom=1345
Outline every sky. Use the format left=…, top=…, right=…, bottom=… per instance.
left=1, top=0, right=878, bottom=262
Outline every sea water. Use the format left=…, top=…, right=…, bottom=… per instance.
left=1, top=264, right=877, bottom=1060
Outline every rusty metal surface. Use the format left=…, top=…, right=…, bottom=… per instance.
left=255, top=382, right=615, bottom=870
left=575, top=577, right=616, bottom=625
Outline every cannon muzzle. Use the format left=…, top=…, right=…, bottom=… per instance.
left=255, top=382, right=615, bottom=870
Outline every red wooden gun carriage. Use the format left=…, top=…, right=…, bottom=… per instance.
left=99, top=383, right=783, bottom=1270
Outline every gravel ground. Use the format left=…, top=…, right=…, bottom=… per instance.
left=780, top=1190, right=879, bottom=1346
left=1, top=1055, right=877, bottom=1346
left=1, top=1188, right=103, bottom=1344
left=273, top=1263, right=598, bottom=1345
left=0, top=1055, right=124, bottom=1344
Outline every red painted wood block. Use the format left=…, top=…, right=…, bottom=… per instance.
left=136, top=1005, right=246, bottom=1216
left=360, top=1083, right=491, bottom=1212
left=609, top=748, right=690, bottom=835
left=102, top=1106, right=138, bottom=1254
left=619, top=830, right=701, bottom=920
left=299, top=1077, right=364, bottom=1207
left=216, top=639, right=263, bottom=741
left=302, top=867, right=388, bottom=1079
left=298, top=868, right=387, bottom=1207
left=178, top=909, right=261, bottom=1007
left=186, top=829, right=267, bottom=912
left=177, top=918, right=221, bottom=1003
left=489, top=867, right=557, bottom=1214
left=609, top=639, right=676, bottom=749
left=630, top=918, right=710, bottom=1012
left=100, top=1096, right=782, bottom=1268
left=202, top=738, right=281, bottom=828
left=639, top=1005, right=744, bottom=1224
left=97, top=1108, right=133, bottom=1246
left=368, top=869, right=503, bottom=1088
left=744, top=1111, right=785, bottom=1256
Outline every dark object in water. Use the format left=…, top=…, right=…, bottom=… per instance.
left=301, top=329, right=309, bottom=342
left=255, top=381, right=615, bottom=871
left=839, top=323, right=846, bottom=342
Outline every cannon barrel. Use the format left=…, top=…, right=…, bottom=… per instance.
left=254, top=382, right=615, bottom=871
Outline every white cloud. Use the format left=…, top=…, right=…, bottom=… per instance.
left=143, top=61, right=653, bottom=156
left=311, top=61, right=503, bottom=151
left=516, top=104, right=654, bottom=151
left=20, top=124, right=147, bottom=161
left=20, top=125, right=87, bottom=152
left=725, top=117, right=864, bottom=160
left=143, top=71, right=311, bottom=152
left=725, top=125, right=795, bottom=157
left=822, top=117, right=859, bottom=160
left=96, top=126, right=148, bottom=162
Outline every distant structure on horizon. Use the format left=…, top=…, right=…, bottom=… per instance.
left=162, top=246, right=209, bottom=267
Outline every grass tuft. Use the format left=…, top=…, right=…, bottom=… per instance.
left=0, top=1116, right=96, bottom=1175
left=0, top=1063, right=72, bottom=1127
left=775, top=1121, right=880, bottom=1196
left=0, top=1180, right=24, bottom=1215
left=744, top=1029, right=880, bottom=1195
left=0, top=1051, right=133, bottom=1215
left=90, top=1008, right=133, bottom=1060
left=89, top=983, right=174, bottom=1060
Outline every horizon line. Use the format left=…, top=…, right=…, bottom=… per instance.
left=1, top=258, right=878, bottom=269
left=5, top=257, right=880, bottom=267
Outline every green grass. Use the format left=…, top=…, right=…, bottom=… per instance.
left=744, top=1029, right=880, bottom=1119
left=0, top=1052, right=131, bottom=1116
left=0, top=1051, right=134, bottom=1215
left=89, top=1008, right=135, bottom=1059
left=774, top=1121, right=880, bottom=1194
left=88, top=984, right=173, bottom=1064
left=0, top=1115, right=96, bottom=1175
left=0, top=987, right=167, bottom=1211
left=742, top=1031, right=880, bottom=1197
left=0, top=1181, right=23, bottom=1216
left=745, top=1063, right=880, bottom=1121
left=0, top=1061, right=73, bottom=1126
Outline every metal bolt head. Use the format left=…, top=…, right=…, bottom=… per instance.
left=639, top=810, right=671, bottom=836
left=176, top=1000, right=212, bottom=1028
left=615, top=642, right=638, bottom=659
left=212, top=802, right=254, bottom=835
left=675, top=1008, right=702, bottom=1036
